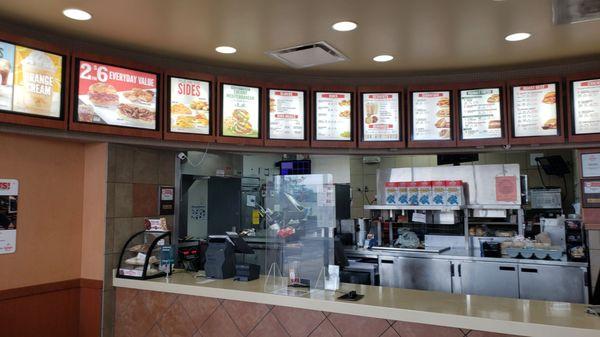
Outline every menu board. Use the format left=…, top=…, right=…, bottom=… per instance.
left=221, top=84, right=260, bottom=138
left=0, top=41, right=63, bottom=117
left=573, top=78, right=600, bottom=135
left=512, top=83, right=558, bottom=137
left=169, top=77, right=210, bottom=134
left=76, top=60, right=158, bottom=130
left=412, top=91, right=451, bottom=141
left=460, top=88, right=502, bottom=140
left=268, top=89, right=304, bottom=140
left=362, top=93, right=400, bottom=141
left=315, top=92, right=352, bottom=141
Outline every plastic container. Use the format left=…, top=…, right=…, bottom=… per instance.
left=384, top=182, right=399, bottom=205
left=431, top=181, right=446, bottom=205
left=417, top=181, right=432, bottom=205
left=407, top=182, right=419, bottom=206
left=445, top=180, right=464, bottom=206
left=397, top=182, right=409, bottom=205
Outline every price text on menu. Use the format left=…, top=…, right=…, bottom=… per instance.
left=460, top=88, right=501, bottom=140
left=412, top=91, right=451, bottom=141
left=573, top=78, right=600, bottom=135
left=362, top=93, right=400, bottom=141
left=269, top=89, right=304, bottom=140
left=512, top=84, right=558, bottom=137
left=315, top=92, right=352, bottom=141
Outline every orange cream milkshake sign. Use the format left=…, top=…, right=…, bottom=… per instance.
left=13, top=46, right=62, bottom=117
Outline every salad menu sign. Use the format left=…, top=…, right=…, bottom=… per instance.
left=459, top=88, right=502, bottom=140
left=221, top=84, right=260, bottom=138
left=512, top=84, right=558, bottom=137
left=0, top=41, right=63, bottom=118
left=412, top=91, right=451, bottom=141
left=315, top=92, right=352, bottom=141
left=169, top=77, right=210, bottom=134
left=76, top=60, right=158, bottom=129
left=268, top=89, right=304, bottom=140
left=572, top=78, right=600, bottom=135
left=362, top=93, right=400, bottom=141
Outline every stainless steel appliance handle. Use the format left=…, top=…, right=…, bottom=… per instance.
left=521, top=268, right=538, bottom=273
left=380, top=259, right=394, bottom=264
left=499, top=266, right=516, bottom=271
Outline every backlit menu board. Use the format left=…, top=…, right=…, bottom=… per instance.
left=315, top=92, right=352, bottom=141
left=169, top=77, right=210, bottom=134
left=76, top=60, right=158, bottom=129
left=412, top=91, right=451, bottom=141
left=512, top=83, right=558, bottom=137
left=573, top=78, right=600, bottom=135
left=221, top=84, right=260, bottom=138
left=460, top=88, right=502, bottom=140
left=362, top=93, right=400, bottom=141
left=268, top=89, right=304, bottom=140
left=0, top=41, right=63, bottom=118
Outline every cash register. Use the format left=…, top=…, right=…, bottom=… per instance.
left=205, top=232, right=259, bottom=281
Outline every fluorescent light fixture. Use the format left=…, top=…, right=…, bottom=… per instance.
left=373, top=55, right=394, bottom=62
left=505, top=32, right=531, bottom=42
left=62, top=8, right=92, bottom=21
left=332, top=21, right=357, bottom=32
left=215, top=46, right=237, bottom=54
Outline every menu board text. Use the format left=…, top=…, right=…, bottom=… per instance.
left=169, top=77, right=210, bottom=134
left=460, top=88, right=502, bottom=140
left=573, top=79, right=600, bottom=135
left=412, top=91, right=451, bottom=141
left=269, top=89, right=304, bottom=140
left=513, top=83, right=557, bottom=137
left=362, top=93, right=400, bottom=141
left=315, top=92, right=352, bottom=141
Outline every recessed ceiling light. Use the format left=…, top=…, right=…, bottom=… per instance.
left=373, top=55, right=394, bottom=62
left=332, top=21, right=357, bottom=32
left=505, top=32, right=531, bottom=42
left=215, top=46, right=237, bottom=54
left=62, top=8, right=92, bottom=21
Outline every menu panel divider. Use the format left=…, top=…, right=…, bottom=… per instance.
left=0, top=31, right=69, bottom=130
left=163, top=70, right=215, bottom=143
left=311, top=85, right=356, bottom=148
left=264, top=82, right=310, bottom=148
left=358, top=85, right=404, bottom=149
left=68, top=52, right=162, bottom=139
left=456, top=81, right=508, bottom=147
left=216, top=76, right=264, bottom=146
left=567, top=72, right=600, bottom=143
left=507, top=77, right=564, bottom=145
left=407, top=84, right=457, bottom=148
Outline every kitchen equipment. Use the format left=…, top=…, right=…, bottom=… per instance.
left=530, top=188, right=562, bottom=209
left=481, top=241, right=502, bottom=258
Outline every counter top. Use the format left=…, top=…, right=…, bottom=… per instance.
left=113, top=272, right=600, bottom=337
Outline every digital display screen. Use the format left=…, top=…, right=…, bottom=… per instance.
left=362, top=92, right=400, bottom=141
left=169, top=76, right=210, bottom=134
left=315, top=92, right=352, bottom=141
left=221, top=83, right=260, bottom=138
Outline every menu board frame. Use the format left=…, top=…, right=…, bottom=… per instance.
left=0, top=31, right=69, bottom=130
left=456, top=82, right=507, bottom=147
left=69, top=52, right=162, bottom=139
left=407, top=85, right=456, bottom=148
left=164, top=70, right=215, bottom=143
left=357, top=85, right=404, bottom=149
left=567, top=72, right=600, bottom=143
left=264, top=82, right=309, bottom=147
left=216, top=76, right=264, bottom=146
left=507, top=77, right=564, bottom=145
left=311, top=85, right=356, bottom=148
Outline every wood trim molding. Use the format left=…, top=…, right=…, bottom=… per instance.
left=0, top=278, right=102, bottom=301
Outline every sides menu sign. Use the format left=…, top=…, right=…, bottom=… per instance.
left=221, top=84, right=260, bottom=138
left=460, top=88, right=502, bottom=140
left=512, top=84, right=557, bottom=137
left=573, top=78, right=600, bottom=135
left=268, top=89, right=304, bottom=140
left=315, top=92, right=352, bottom=141
left=169, top=77, right=210, bottom=134
left=412, top=91, right=451, bottom=141
left=0, top=179, right=18, bottom=254
left=362, top=93, right=400, bottom=141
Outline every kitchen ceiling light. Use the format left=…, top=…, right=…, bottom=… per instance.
left=332, top=21, right=357, bottom=32
left=373, top=55, right=394, bottom=62
left=62, top=8, right=92, bottom=21
left=215, top=46, right=237, bottom=54
left=505, top=32, right=531, bottom=42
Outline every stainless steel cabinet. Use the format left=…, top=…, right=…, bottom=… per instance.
left=379, top=256, right=452, bottom=292
left=378, top=257, right=396, bottom=287
left=518, top=265, right=587, bottom=303
left=458, top=261, right=519, bottom=298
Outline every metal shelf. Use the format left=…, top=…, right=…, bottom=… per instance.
left=467, top=204, right=521, bottom=210
left=364, top=205, right=463, bottom=212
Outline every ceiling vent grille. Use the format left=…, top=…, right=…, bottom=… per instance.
left=553, top=0, right=600, bottom=24
left=266, top=41, right=348, bottom=69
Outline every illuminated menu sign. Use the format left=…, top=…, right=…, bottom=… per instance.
left=512, top=83, right=558, bottom=137
left=76, top=60, right=158, bottom=129
left=221, top=84, right=260, bottom=138
left=573, top=78, right=600, bottom=135
left=0, top=41, right=63, bottom=118
left=362, top=93, right=400, bottom=141
left=315, top=92, right=352, bottom=141
left=268, top=89, right=304, bottom=140
left=460, top=88, right=502, bottom=140
left=412, top=91, right=451, bottom=141
left=169, top=77, right=210, bottom=134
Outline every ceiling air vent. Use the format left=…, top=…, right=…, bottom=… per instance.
left=553, top=0, right=600, bottom=24
left=267, top=41, right=348, bottom=69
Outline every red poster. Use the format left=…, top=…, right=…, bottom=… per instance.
left=495, top=176, right=517, bottom=202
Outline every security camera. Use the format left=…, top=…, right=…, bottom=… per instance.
left=177, top=152, right=187, bottom=161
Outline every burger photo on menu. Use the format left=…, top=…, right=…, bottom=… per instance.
left=222, top=84, right=259, bottom=138
left=169, top=77, right=210, bottom=134
left=77, top=60, right=157, bottom=129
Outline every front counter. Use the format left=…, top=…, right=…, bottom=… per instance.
left=113, top=272, right=600, bottom=337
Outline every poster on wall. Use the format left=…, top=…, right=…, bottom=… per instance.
left=76, top=60, right=158, bottom=130
left=513, top=83, right=558, bottom=137
left=412, top=91, right=451, bottom=141
left=460, top=88, right=502, bottom=140
left=0, top=179, right=18, bottom=254
left=573, top=78, right=600, bottom=135
left=315, top=92, right=352, bottom=141
left=362, top=93, right=400, bottom=141
left=221, top=84, right=260, bottom=138
left=268, top=89, right=305, bottom=140
left=0, top=42, right=15, bottom=111
left=169, top=77, right=210, bottom=134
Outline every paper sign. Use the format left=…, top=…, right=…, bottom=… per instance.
left=412, top=212, right=427, bottom=223
left=0, top=179, right=18, bottom=254
left=582, top=153, right=600, bottom=178
left=495, top=176, right=517, bottom=202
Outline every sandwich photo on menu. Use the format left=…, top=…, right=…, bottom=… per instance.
left=221, top=84, right=259, bottom=138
